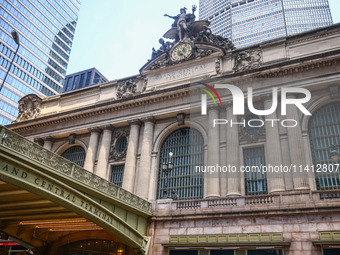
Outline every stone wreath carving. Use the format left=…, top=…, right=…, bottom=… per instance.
left=14, top=94, right=42, bottom=123
left=109, top=129, right=129, bottom=161
left=233, top=49, right=262, bottom=72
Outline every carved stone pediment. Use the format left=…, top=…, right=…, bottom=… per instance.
left=233, top=49, right=262, bottom=72
left=14, top=94, right=43, bottom=123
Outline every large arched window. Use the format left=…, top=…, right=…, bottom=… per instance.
left=309, top=102, right=340, bottom=190
left=157, top=127, right=204, bottom=200
left=61, top=146, right=86, bottom=167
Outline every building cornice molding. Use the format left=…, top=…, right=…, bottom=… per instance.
left=8, top=50, right=340, bottom=133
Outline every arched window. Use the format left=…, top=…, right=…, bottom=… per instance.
left=61, top=146, right=86, bottom=167
left=157, top=127, right=204, bottom=200
left=309, top=102, right=340, bottom=190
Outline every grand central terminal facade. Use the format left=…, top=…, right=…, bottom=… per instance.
left=1, top=10, right=340, bottom=255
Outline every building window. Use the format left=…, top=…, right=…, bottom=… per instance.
left=110, top=165, right=124, bottom=187
left=157, top=127, right=204, bottom=200
left=116, top=136, right=128, bottom=154
left=61, top=146, right=86, bottom=167
left=308, top=102, right=340, bottom=190
left=244, top=147, right=267, bottom=195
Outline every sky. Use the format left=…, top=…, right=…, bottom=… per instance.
left=66, top=0, right=340, bottom=81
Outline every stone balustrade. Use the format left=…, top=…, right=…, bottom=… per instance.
left=153, top=190, right=340, bottom=214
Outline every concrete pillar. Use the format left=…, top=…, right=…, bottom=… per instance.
left=96, top=125, right=114, bottom=179
left=136, top=117, right=155, bottom=200
left=226, top=103, right=241, bottom=196
left=84, top=128, right=101, bottom=173
left=286, top=95, right=309, bottom=190
left=122, top=120, right=141, bottom=193
left=206, top=106, right=220, bottom=197
left=264, top=96, right=285, bottom=193
left=43, top=137, right=55, bottom=150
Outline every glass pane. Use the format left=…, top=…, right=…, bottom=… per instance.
left=244, top=147, right=267, bottom=195
left=61, top=146, right=86, bottom=167
left=110, top=165, right=125, bottom=187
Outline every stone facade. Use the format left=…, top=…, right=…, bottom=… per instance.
left=6, top=24, right=340, bottom=254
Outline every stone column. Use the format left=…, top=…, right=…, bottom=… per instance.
left=286, top=95, right=309, bottom=189
left=96, top=125, right=114, bottom=179
left=264, top=96, right=285, bottom=193
left=84, top=128, right=101, bottom=173
left=226, top=103, right=241, bottom=196
left=136, top=118, right=155, bottom=200
left=122, top=120, right=141, bottom=193
left=43, top=137, right=55, bottom=150
left=206, top=106, right=220, bottom=197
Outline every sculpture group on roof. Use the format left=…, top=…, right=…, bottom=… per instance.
left=149, top=5, right=235, bottom=62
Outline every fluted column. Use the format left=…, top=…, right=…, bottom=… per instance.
left=84, top=128, right=101, bottom=173
left=136, top=118, right=155, bottom=200
left=96, top=125, right=114, bottom=179
left=206, top=106, right=220, bottom=197
left=226, top=103, right=241, bottom=196
left=122, top=120, right=141, bottom=193
left=43, top=137, right=55, bottom=150
left=264, top=96, right=285, bottom=193
left=286, top=95, right=309, bottom=189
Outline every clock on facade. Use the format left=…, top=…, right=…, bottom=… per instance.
left=170, top=42, right=193, bottom=62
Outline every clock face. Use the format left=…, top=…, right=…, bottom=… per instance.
left=171, top=43, right=193, bottom=62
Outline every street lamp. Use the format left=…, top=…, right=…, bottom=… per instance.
left=162, top=152, right=177, bottom=199
left=0, top=30, right=20, bottom=92
left=330, top=145, right=340, bottom=162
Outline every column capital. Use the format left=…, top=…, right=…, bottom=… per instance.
left=208, top=105, right=221, bottom=112
left=99, top=125, right=114, bottom=131
left=88, top=127, right=102, bottom=133
left=128, top=119, right=142, bottom=126
left=141, top=117, right=155, bottom=124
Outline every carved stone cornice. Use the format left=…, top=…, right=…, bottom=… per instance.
left=9, top=85, right=191, bottom=133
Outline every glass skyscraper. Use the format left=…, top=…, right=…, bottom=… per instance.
left=0, top=0, right=80, bottom=125
left=199, top=0, right=333, bottom=48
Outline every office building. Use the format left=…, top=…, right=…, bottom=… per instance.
left=0, top=0, right=81, bottom=125
left=199, top=0, right=333, bottom=48
left=63, top=68, right=108, bottom=93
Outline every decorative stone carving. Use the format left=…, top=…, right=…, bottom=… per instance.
left=177, top=113, right=185, bottom=126
left=215, top=58, right=222, bottom=74
left=116, top=79, right=137, bottom=99
left=233, top=50, right=262, bottom=72
left=239, top=113, right=265, bottom=143
left=68, top=133, right=76, bottom=144
left=14, top=94, right=42, bottom=123
left=109, top=128, right=130, bottom=161
left=142, top=8, right=235, bottom=73
left=33, top=138, right=44, bottom=146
